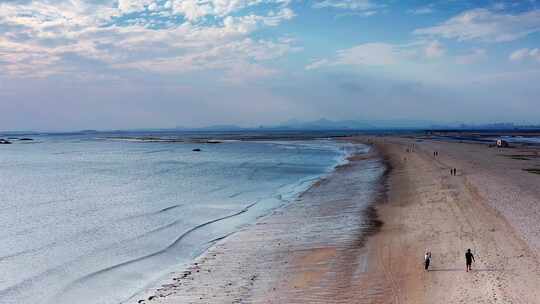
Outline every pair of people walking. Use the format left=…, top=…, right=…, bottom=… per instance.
left=423, top=249, right=475, bottom=272
left=450, top=168, right=457, bottom=176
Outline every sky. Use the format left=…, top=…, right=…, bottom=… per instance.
left=0, top=0, right=539, bottom=131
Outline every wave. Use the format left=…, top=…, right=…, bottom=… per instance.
left=118, top=204, right=183, bottom=223
left=0, top=203, right=185, bottom=292
left=0, top=200, right=260, bottom=304
left=52, top=201, right=260, bottom=298
left=142, top=149, right=173, bottom=154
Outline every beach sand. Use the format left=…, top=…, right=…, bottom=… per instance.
left=131, top=136, right=540, bottom=304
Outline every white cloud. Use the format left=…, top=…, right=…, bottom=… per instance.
left=509, top=48, right=540, bottom=62
left=118, top=0, right=154, bottom=14
left=308, top=43, right=398, bottom=69
left=509, top=48, right=530, bottom=61
left=313, top=0, right=382, bottom=11
left=0, top=0, right=295, bottom=79
left=306, top=40, right=445, bottom=70
left=337, top=43, right=397, bottom=65
left=170, top=0, right=292, bottom=22
left=491, top=2, right=506, bottom=11
left=362, top=11, right=377, bottom=16
left=305, top=58, right=330, bottom=70
left=220, top=8, right=294, bottom=33
left=456, top=48, right=487, bottom=64
left=113, top=37, right=298, bottom=83
left=172, top=0, right=212, bottom=21
left=424, top=41, right=445, bottom=58
left=414, top=8, right=540, bottom=42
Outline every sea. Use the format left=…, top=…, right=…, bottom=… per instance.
left=0, top=131, right=373, bottom=304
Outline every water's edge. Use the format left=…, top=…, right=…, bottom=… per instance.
left=125, top=142, right=387, bottom=304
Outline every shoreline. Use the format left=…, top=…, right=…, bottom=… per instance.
left=116, top=139, right=357, bottom=304
left=128, top=136, right=540, bottom=303
left=128, top=141, right=387, bottom=303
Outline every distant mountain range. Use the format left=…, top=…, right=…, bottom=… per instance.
left=176, top=118, right=443, bottom=131
left=271, top=118, right=440, bottom=130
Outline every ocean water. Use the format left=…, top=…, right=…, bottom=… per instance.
left=497, top=136, right=540, bottom=144
left=0, top=134, right=368, bottom=304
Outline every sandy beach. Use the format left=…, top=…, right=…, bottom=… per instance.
left=131, top=136, right=540, bottom=304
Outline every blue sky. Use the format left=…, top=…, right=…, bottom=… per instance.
left=0, top=0, right=539, bottom=130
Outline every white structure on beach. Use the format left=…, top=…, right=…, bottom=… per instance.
left=496, top=139, right=509, bottom=148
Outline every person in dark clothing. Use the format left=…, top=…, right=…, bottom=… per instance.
left=465, top=249, right=475, bottom=272
left=424, top=250, right=431, bottom=271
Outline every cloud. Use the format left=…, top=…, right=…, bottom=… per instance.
left=313, top=0, right=382, bottom=11
left=305, top=59, right=330, bottom=70
left=114, top=37, right=300, bottom=83
left=170, top=0, right=293, bottom=22
left=0, top=0, right=295, bottom=79
left=491, top=2, right=506, bottom=11
left=172, top=0, right=213, bottom=21
left=408, top=6, right=434, bottom=15
left=306, top=40, right=445, bottom=70
left=456, top=48, right=487, bottom=64
left=509, top=48, right=540, bottom=62
left=306, top=43, right=398, bottom=70
left=414, top=8, right=540, bottom=42
left=424, top=41, right=445, bottom=58
left=118, top=0, right=155, bottom=14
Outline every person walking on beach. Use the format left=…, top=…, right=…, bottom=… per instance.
left=465, top=249, right=475, bottom=272
left=424, top=250, right=432, bottom=271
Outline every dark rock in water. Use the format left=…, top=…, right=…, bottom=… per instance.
left=0, top=139, right=12, bottom=144
left=192, top=148, right=202, bottom=152
left=19, top=138, right=33, bottom=141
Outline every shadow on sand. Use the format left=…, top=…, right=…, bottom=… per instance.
left=428, top=268, right=503, bottom=272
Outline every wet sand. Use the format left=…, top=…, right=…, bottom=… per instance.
left=131, top=136, right=540, bottom=303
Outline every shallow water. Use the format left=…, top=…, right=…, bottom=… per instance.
left=496, top=136, right=540, bottom=144
left=0, top=134, right=363, bottom=304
